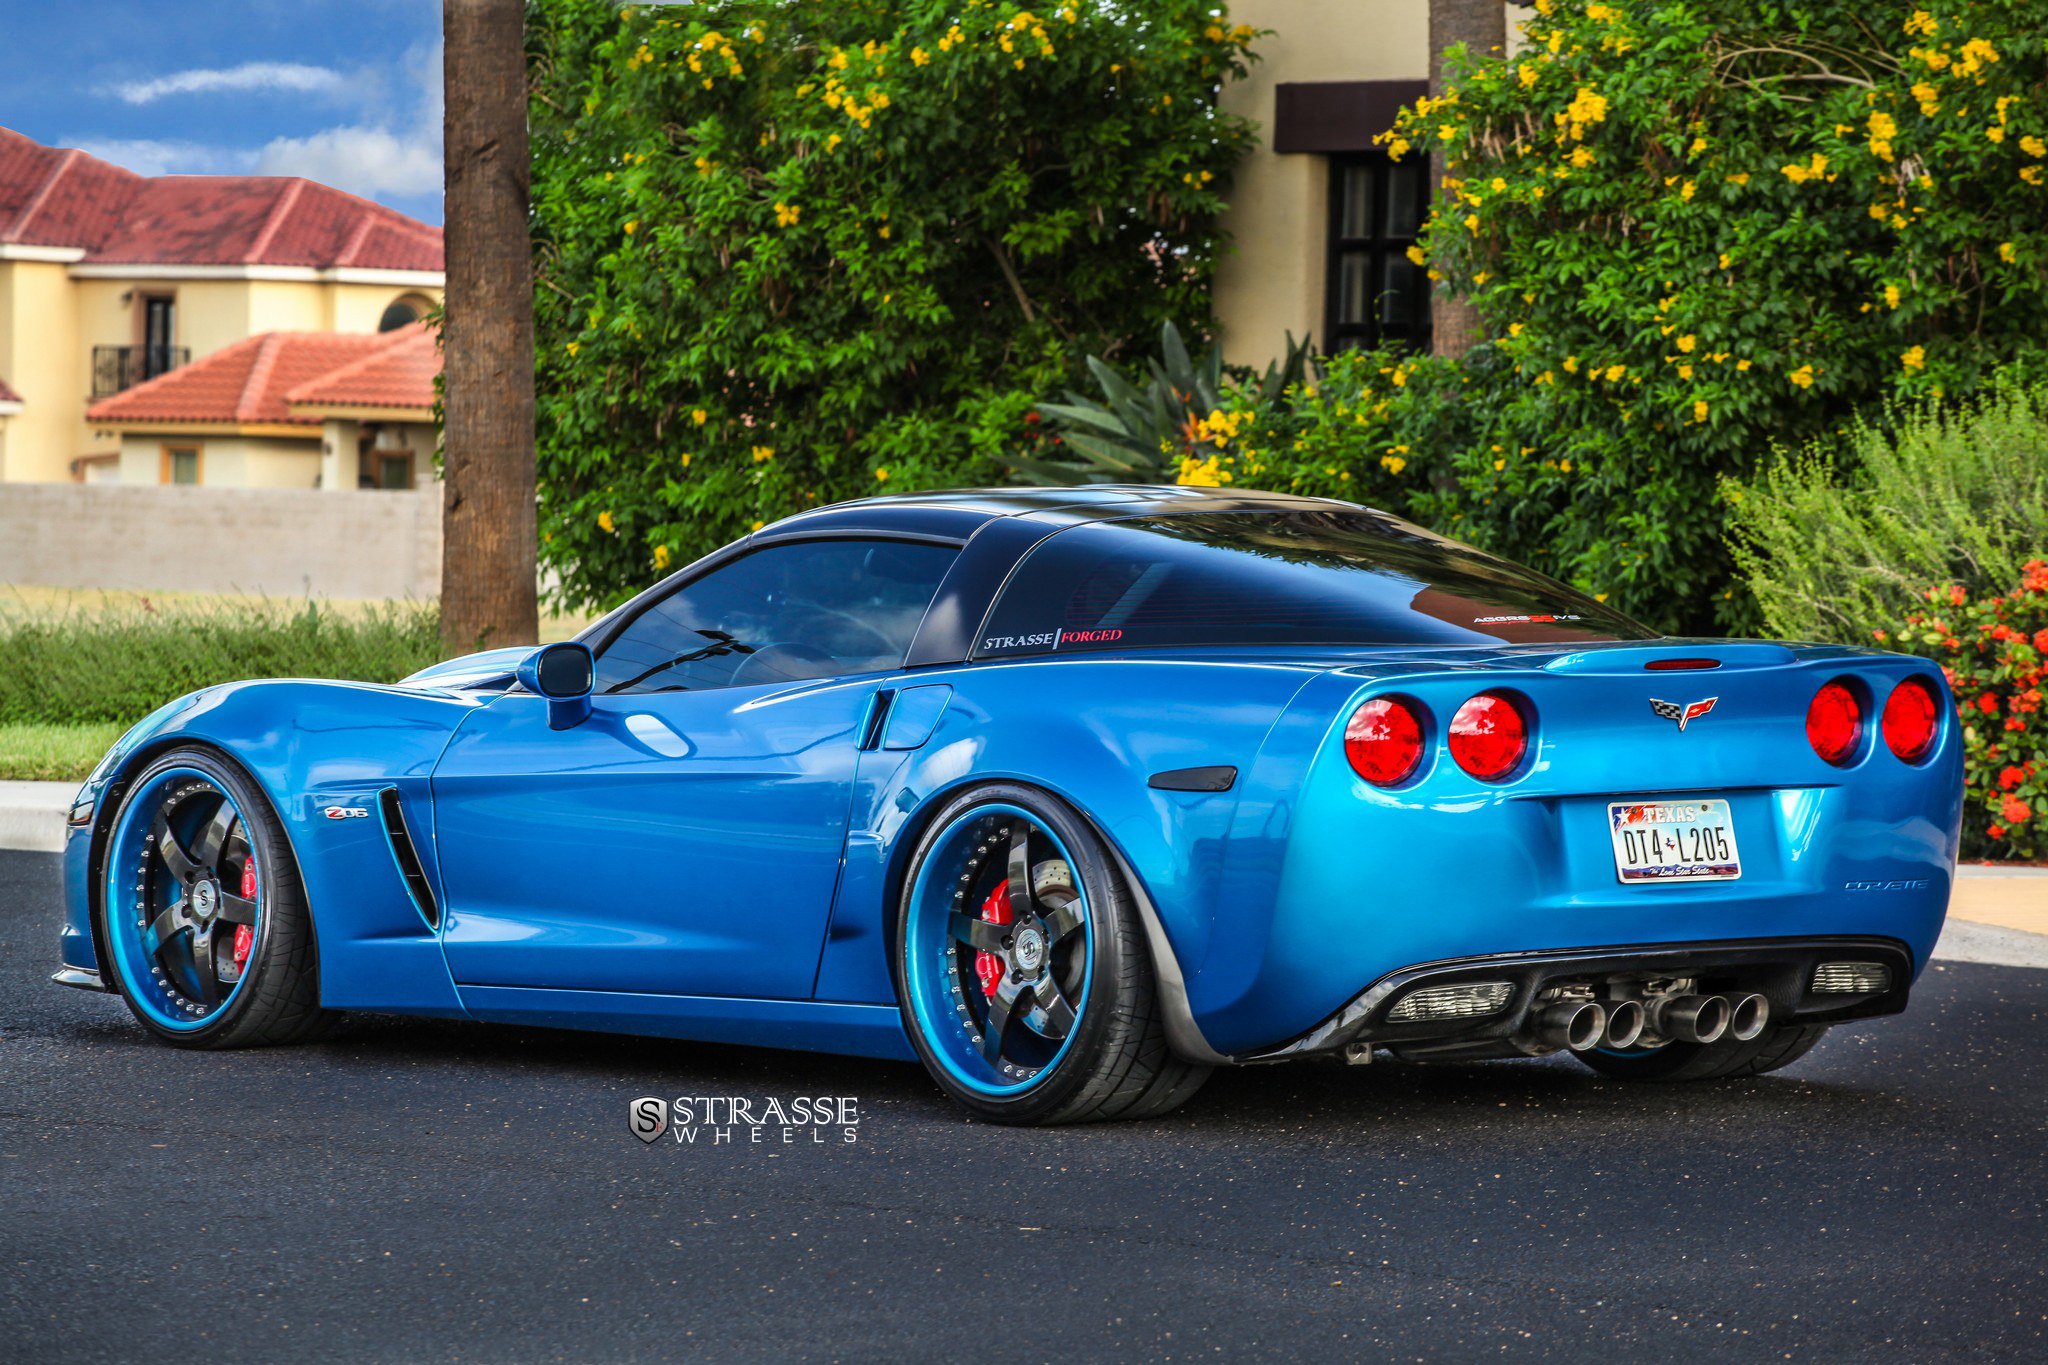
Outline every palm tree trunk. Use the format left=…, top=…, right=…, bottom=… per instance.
left=1429, top=0, right=1506, bottom=359
left=439, top=0, right=538, bottom=653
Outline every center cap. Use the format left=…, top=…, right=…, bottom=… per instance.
left=190, top=879, right=219, bottom=921
left=1013, top=925, right=1046, bottom=974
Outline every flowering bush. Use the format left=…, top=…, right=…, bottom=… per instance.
left=1370, top=1, right=2048, bottom=633
left=1877, top=562, right=2048, bottom=859
left=528, top=0, right=1258, bottom=608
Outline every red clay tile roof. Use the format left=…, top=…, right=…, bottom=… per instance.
left=0, top=127, right=441, bottom=271
left=286, top=323, right=438, bottom=411
left=86, top=326, right=438, bottom=427
left=0, top=374, right=20, bottom=405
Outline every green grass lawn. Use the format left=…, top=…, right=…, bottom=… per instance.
left=0, top=722, right=125, bottom=783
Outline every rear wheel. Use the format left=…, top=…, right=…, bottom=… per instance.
left=1574, top=1024, right=1829, bottom=1082
left=97, top=747, right=330, bottom=1048
left=894, top=784, right=1209, bottom=1125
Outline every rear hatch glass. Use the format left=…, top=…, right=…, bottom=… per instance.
left=974, top=510, right=1654, bottom=656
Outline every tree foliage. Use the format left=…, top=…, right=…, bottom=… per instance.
left=1364, top=1, right=2048, bottom=634
left=527, top=0, right=1258, bottom=607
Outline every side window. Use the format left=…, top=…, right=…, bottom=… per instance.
left=593, top=539, right=957, bottom=694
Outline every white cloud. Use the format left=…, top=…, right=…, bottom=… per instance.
left=71, top=138, right=257, bottom=177
left=108, top=62, right=350, bottom=106
left=255, top=125, right=441, bottom=198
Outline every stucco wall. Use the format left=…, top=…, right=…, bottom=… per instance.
left=0, top=259, right=85, bottom=482
left=0, top=484, right=441, bottom=598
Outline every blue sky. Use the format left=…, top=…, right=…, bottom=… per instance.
left=0, top=0, right=445, bottom=223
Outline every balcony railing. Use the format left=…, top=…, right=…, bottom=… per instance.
left=91, top=344, right=189, bottom=399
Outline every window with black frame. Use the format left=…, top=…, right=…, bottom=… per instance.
left=1325, top=154, right=1432, bottom=352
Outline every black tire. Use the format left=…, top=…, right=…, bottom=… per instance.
left=894, top=783, right=1210, bottom=1125
left=1574, top=1024, right=1829, bottom=1082
left=98, top=746, right=331, bottom=1049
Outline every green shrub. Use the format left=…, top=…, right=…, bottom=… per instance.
left=1725, top=379, right=2048, bottom=643
left=1876, top=562, right=2048, bottom=859
left=528, top=0, right=1260, bottom=609
left=0, top=598, right=442, bottom=726
left=1370, top=1, right=2048, bottom=633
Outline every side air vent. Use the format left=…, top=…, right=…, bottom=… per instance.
left=378, top=786, right=440, bottom=929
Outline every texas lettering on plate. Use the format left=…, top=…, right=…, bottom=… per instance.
left=1608, top=799, right=1741, bottom=883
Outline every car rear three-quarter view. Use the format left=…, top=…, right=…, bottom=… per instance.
left=54, top=487, right=1963, bottom=1124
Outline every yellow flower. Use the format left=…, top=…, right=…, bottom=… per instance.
left=1903, top=10, right=1937, bottom=37
left=598, top=510, right=616, bottom=533
left=1604, top=364, right=1626, bottom=382
left=2025, top=166, right=2047, bottom=186
left=773, top=201, right=801, bottom=227
left=1868, top=111, right=1897, bottom=161
left=1789, top=364, right=1815, bottom=389
left=751, top=520, right=765, bottom=532
left=1563, top=355, right=1580, bottom=373
left=1676, top=334, right=1697, bottom=353
left=1901, top=345, right=1927, bottom=370
left=1999, top=241, right=2017, bottom=262
left=1463, top=213, right=1480, bottom=232
left=874, top=467, right=891, bottom=482
left=1989, top=126, right=2007, bottom=144
left=1725, top=172, right=1750, bottom=186
left=1508, top=322, right=1525, bottom=337
left=1566, top=87, right=1609, bottom=127
left=653, top=545, right=672, bottom=570
left=1780, top=153, right=1828, bottom=184
left=1956, top=38, right=1999, bottom=75
left=1693, top=399, right=1709, bottom=423
left=826, top=133, right=843, bottom=151
left=1718, top=252, right=1732, bottom=269
left=2026, top=136, right=2048, bottom=158
left=1912, top=82, right=1940, bottom=116
left=1381, top=454, right=1407, bottom=475
left=1678, top=364, right=1694, bottom=380
left=1569, top=145, right=1596, bottom=169
left=1884, top=284, right=1901, bottom=308
left=751, top=445, right=775, bottom=463
left=1406, top=244, right=1426, bottom=267
left=623, top=220, right=638, bottom=235
left=565, top=341, right=580, bottom=358
left=1736, top=358, right=1752, bottom=372
left=680, top=453, right=692, bottom=468
left=1518, top=63, right=1539, bottom=88
left=911, top=46, right=929, bottom=66
left=1679, top=179, right=1696, bottom=201
left=1386, top=137, right=1412, bottom=161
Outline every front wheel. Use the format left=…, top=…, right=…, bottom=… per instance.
left=1574, top=1024, right=1829, bottom=1082
left=97, top=747, right=330, bottom=1048
left=894, top=784, right=1209, bottom=1125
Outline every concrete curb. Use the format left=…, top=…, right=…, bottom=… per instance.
left=0, top=780, right=71, bottom=854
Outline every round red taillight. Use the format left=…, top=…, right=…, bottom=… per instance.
left=1882, top=676, right=1941, bottom=763
left=1806, top=680, right=1863, bottom=767
left=1448, top=692, right=1529, bottom=782
left=1346, top=697, right=1426, bottom=786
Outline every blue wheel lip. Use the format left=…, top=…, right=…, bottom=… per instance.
left=103, top=765, right=259, bottom=1031
left=903, top=801, right=1093, bottom=1098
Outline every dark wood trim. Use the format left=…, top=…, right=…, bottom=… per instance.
left=1273, top=80, right=1429, bottom=155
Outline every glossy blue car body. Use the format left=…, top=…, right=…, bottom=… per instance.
left=57, top=487, right=1962, bottom=1064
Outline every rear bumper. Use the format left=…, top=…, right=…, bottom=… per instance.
left=1239, top=935, right=1915, bottom=1062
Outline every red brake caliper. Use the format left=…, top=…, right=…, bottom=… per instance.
left=233, top=855, right=257, bottom=964
left=974, top=878, right=1012, bottom=997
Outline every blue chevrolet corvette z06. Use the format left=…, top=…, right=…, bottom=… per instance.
left=54, top=486, right=1961, bottom=1124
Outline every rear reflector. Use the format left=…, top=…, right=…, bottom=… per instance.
left=1385, top=981, right=1514, bottom=1023
left=1812, top=961, right=1891, bottom=994
left=1644, top=657, right=1722, bottom=671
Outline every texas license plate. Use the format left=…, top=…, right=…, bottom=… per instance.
left=1607, top=799, right=1741, bottom=884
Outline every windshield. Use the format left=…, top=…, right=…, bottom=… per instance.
left=973, top=510, right=1653, bottom=657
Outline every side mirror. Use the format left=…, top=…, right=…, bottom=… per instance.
left=516, top=642, right=595, bottom=730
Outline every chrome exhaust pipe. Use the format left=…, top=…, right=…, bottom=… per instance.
left=1650, top=994, right=1729, bottom=1044
left=1530, top=1000, right=1607, bottom=1052
left=1727, top=992, right=1770, bottom=1042
left=1601, top=999, right=1646, bottom=1050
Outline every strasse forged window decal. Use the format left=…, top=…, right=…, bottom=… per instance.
left=973, top=510, right=1653, bottom=657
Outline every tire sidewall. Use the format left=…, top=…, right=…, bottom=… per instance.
left=97, top=746, right=303, bottom=1047
left=894, top=782, right=1130, bottom=1123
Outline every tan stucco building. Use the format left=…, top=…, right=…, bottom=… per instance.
left=1214, top=1, right=1528, bottom=365
left=0, top=127, right=442, bottom=485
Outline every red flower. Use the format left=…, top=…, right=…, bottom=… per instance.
left=2034, top=628, right=2048, bottom=653
left=2000, top=765, right=2027, bottom=790
left=1978, top=693, right=2002, bottom=714
left=2004, top=796, right=2032, bottom=823
left=1951, top=585, right=1969, bottom=606
left=1989, top=824, right=2008, bottom=840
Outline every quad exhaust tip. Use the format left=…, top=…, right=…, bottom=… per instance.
left=1601, top=999, right=1646, bottom=1050
left=1650, top=994, right=1730, bottom=1044
left=1727, top=992, right=1770, bottom=1042
left=1532, top=1000, right=1607, bottom=1052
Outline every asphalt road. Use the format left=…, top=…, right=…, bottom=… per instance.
left=3, top=849, right=2045, bottom=1362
